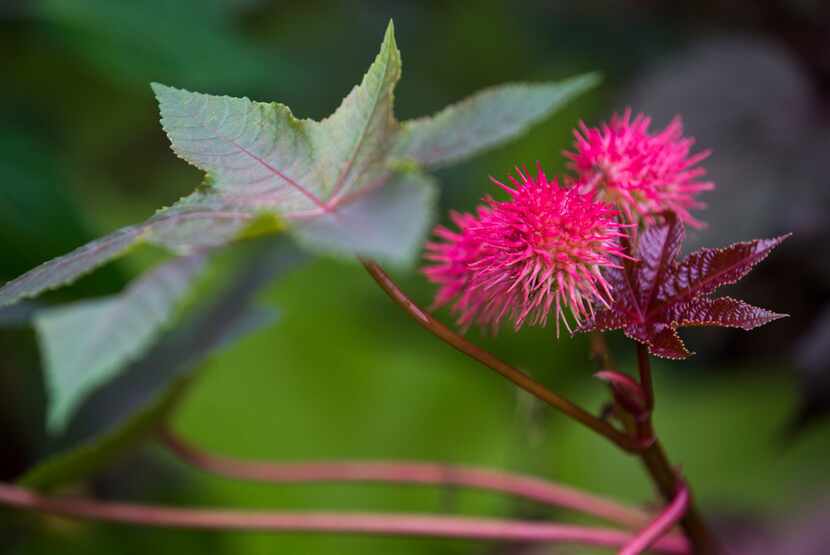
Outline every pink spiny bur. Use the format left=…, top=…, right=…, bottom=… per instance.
left=424, top=166, right=628, bottom=335
left=564, top=109, right=714, bottom=228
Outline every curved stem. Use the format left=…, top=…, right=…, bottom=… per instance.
left=361, top=259, right=640, bottom=452
left=0, top=482, right=687, bottom=553
left=637, top=440, right=717, bottom=554
left=159, top=430, right=652, bottom=529
left=633, top=346, right=720, bottom=555
left=620, top=483, right=689, bottom=555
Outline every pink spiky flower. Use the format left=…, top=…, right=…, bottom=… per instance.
left=424, top=166, right=628, bottom=335
left=564, top=109, right=714, bottom=227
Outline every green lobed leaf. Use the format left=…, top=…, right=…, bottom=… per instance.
left=35, top=255, right=207, bottom=432
left=20, top=239, right=303, bottom=490
left=0, top=226, right=145, bottom=308
left=309, top=21, right=401, bottom=203
left=18, top=302, right=271, bottom=491
left=0, top=132, right=127, bottom=296
left=151, top=22, right=410, bottom=262
left=152, top=22, right=400, bottom=214
left=392, top=73, right=600, bottom=168
left=0, top=20, right=595, bottom=307
left=0, top=195, right=261, bottom=308
left=292, top=171, right=437, bottom=264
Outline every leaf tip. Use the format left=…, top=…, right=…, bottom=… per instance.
left=762, top=310, right=789, bottom=326
left=380, top=19, right=397, bottom=52
left=150, top=81, right=171, bottom=97
left=772, top=232, right=793, bottom=247
left=151, top=82, right=195, bottom=111
left=576, top=71, right=603, bottom=89
left=45, top=400, right=71, bottom=437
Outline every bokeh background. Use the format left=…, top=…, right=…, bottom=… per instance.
left=2, top=1, right=830, bottom=553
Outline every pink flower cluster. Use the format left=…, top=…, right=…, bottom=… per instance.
left=565, top=109, right=713, bottom=228
left=424, top=111, right=712, bottom=333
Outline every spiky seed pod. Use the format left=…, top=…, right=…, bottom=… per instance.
left=424, top=166, right=628, bottom=334
left=565, top=109, right=713, bottom=227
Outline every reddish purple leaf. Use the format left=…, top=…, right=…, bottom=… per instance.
left=668, top=297, right=787, bottom=331
left=656, top=234, right=790, bottom=309
left=623, top=322, right=692, bottom=360
left=647, top=326, right=692, bottom=360
left=635, top=214, right=684, bottom=312
left=587, top=306, right=629, bottom=332
left=579, top=213, right=788, bottom=359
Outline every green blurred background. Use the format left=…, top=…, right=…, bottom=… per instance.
left=2, top=1, right=830, bottom=553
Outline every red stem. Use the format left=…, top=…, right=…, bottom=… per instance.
left=632, top=345, right=721, bottom=554
left=160, top=430, right=652, bottom=529
left=361, top=259, right=640, bottom=452
left=620, top=483, right=689, bottom=555
left=0, top=482, right=688, bottom=552
left=636, top=342, right=655, bottom=411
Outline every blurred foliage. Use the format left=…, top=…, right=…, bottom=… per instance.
left=0, top=19, right=599, bottom=488
left=1, top=1, right=828, bottom=554
left=37, top=0, right=301, bottom=94
left=18, top=239, right=298, bottom=491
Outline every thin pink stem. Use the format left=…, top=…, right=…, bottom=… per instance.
left=620, top=483, right=690, bottom=555
left=160, top=430, right=652, bottom=529
left=0, top=482, right=687, bottom=553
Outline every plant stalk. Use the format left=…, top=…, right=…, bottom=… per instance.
left=633, top=345, right=720, bottom=555
left=361, top=259, right=640, bottom=452
left=637, top=440, right=717, bottom=554
left=362, top=261, right=717, bottom=552
left=0, top=482, right=688, bottom=552
left=636, top=342, right=655, bottom=411
left=160, top=430, right=653, bottom=529
left=619, top=482, right=689, bottom=555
